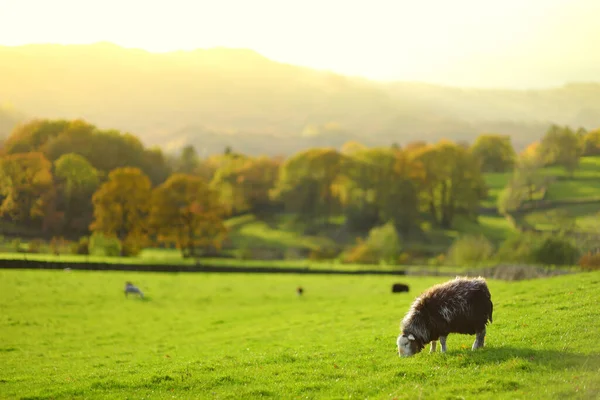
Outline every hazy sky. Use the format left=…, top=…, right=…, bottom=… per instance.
left=0, top=0, right=598, bottom=88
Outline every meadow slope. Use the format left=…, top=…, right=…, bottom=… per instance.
left=1, top=270, right=599, bottom=399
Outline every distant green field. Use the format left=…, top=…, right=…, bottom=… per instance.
left=522, top=203, right=600, bottom=232
left=542, top=156, right=600, bottom=179
left=1, top=270, right=599, bottom=399
left=225, top=214, right=337, bottom=251
left=482, top=156, right=600, bottom=206
left=451, top=215, right=518, bottom=242
left=481, top=172, right=512, bottom=208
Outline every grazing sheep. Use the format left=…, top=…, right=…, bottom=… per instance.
left=396, top=276, right=493, bottom=357
left=124, top=281, right=144, bottom=299
left=297, top=286, right=304, bottom=296
left=392, top=283, right=410, bottom=293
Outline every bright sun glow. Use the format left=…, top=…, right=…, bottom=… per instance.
left=0, top=0, right=599, bottom=87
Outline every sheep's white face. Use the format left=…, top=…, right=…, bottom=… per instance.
left=397, top=334, right=419, bottom=357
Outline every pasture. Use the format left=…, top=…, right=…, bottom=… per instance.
left=1, top=270, right=599, bottom=399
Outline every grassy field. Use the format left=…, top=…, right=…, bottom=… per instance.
left=1, top=270, right=599, bottom=399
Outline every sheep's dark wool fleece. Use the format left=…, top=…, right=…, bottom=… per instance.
left=398, top=276, right=493, bottom=356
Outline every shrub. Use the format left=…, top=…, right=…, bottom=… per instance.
left=28, top=239, right=44, bottom=254
left=428, top=253, right=446, bottom=267
left=342, top=222, right=403, bottom=265
left=531, top=236, right=580, bottom=266
left=495, top=232, right=545, bottom=264
left=50, top=237, right=67, bottom=255
left=578, top=251, right=600, bottom=271
left=447, top=235, right=494, bottom=266
left=341, top=239, right=379, bottom=265
left=71, top=237, right=90, bottom=255
left=366, top=221, right=403, bottom=264
left=12, top=238, right=22, bottom=253
left=309, top=246, right=340, bottom=261
left=89, top=232, right=122, bottom=257
left=122, top=238, right=143, bottom=257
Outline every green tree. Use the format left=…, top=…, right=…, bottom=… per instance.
left=510, top=155, right=547, bottom=203
left=582, top=128, right=600, bottom=156
left=411, top=141, right=487, bottom=228
left=537, top=124, right=583, bottom=175
left=177, top=145, right=200, bottom=174
left=470, top=134, right=516, bottom=172
left=54, top=153, right=99, bottom=233
left=271, top=148, right=345, bottom=224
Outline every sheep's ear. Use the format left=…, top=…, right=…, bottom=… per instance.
left=408, top=334, right=416, bottom=341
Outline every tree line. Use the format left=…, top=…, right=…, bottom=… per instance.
left=0, top=118, right=598, bottom=257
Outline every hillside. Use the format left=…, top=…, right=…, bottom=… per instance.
left=1, top=43, right=600, bottom=155
left=0, top=104, right=25, bottom=140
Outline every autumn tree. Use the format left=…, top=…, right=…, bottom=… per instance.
left=411, top=141, right=487, bottom=228
left=54, top=153, right=99, bottom=233
left=3, top=119, right=70, bottom=155
left=5, top=118, right=170, bottom=185
left=149, top=174, right=227, bottom=257
left=537, top=125, right=583, bottom=175
left=89, top=167, right=152, bottom=255
left=211, top=155, right=280, bottom=215
left=0, top=152, right=56, bottom=228
left=470, top=134, right=516, bottom=172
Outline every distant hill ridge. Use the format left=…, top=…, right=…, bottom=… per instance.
left=1, top=43, right=599, bottom=155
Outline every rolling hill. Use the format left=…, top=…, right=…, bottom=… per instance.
left=1, top=43, right=599, bottom=156
left=0, top=104, right=25, bottom=141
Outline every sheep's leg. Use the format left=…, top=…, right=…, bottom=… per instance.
left=439, top=336, right=447, bottom=353
left=430, top=341, right=437, bottom=353
left=472, top=328, right=486, bottom=350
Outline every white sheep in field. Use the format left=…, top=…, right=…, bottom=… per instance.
left=124, top=281, right=144, bottom=299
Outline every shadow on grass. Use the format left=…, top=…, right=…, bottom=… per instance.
left=124, top=295, right=152, bottom=302
left=456, top=346, right=600, bottom=371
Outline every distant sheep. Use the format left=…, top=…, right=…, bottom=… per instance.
left=124, top=282, right=144, bottom=299
left=391, top=283, right=409, bottom=293
left=396, top=276, right=493, bottom=357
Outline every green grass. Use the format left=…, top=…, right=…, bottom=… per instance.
left=0, top=250, right=413, bottom=273
left=1, top=270, right=599, bottom=399
left=225, top=214, right=337, bottom=251
left=545, top=181, right=600, bottom=201
left=481, top=172, right=512, bottom=208
left=542, top=156, right=600, bottom=179
left=451, top=215, right=518, bottom=242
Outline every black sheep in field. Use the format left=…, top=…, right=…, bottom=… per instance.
left=391, top=283, right=409, bottom=293
left=396, top=276, right=493, bottom=357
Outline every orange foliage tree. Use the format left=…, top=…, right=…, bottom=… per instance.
left=0, top=152, right=57, bottom=228
left=89, top=167, right=152, bottom=254
left=149, top=173, right=227, bottom=257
